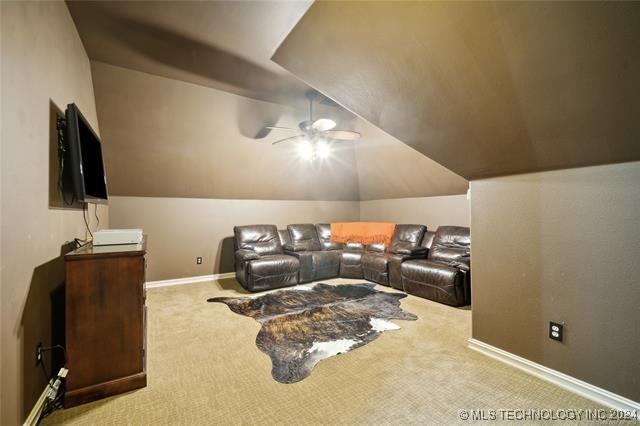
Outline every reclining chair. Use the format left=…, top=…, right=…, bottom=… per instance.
left=233, top=225, right=300, bottom=292
left=361, top=224, right=427, bottom=288
left=400, top=226, right=471, bottom=306
left=283, top=224, right=342, bottom=283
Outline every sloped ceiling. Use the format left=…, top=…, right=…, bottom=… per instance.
left=354, top=120, right=468, bottom=200
left=273, top=2, right=640, bottom=180
left=70, top=1, right=468, bottom=201
left=91, top=62, right=361, bottom=201
left=66, top=0, right=313, bottom=105
left=92, top=62, right=467, bottom=201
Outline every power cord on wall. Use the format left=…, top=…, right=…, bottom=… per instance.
left=82, top=203, right=93, bottom=240
left=36, top=345, right=67, bottom=423
left=94, top=203, right=100, bottom=230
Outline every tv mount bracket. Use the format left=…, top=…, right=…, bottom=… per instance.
left=56, top=116, right=67, bottom=153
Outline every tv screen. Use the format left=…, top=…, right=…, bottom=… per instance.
left=65, top=103, right=108, bottom=204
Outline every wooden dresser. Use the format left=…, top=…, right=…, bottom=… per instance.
left=64, top=237, right=147, bottom=407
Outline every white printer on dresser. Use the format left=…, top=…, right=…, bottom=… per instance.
left=93, top=229, right=143, bottom=246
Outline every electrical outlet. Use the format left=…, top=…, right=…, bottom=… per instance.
left=549, top=321, right=564, bottom=342
left=196, top=257, right=202, bottom=265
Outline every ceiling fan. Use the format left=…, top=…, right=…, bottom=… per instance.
left=267, top=92, right=361, bottom=145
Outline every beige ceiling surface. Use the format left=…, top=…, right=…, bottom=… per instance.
left=273, top=2, right=640, bottom=180
left=354, top=120, right=468, bottom=201
left=72, top=1, right=469, bottom=200
left=91, top=62, right=361, bottom=201
left=92, top=62, right=467, bottom=201
left=67, top=0, right=313, bottom=104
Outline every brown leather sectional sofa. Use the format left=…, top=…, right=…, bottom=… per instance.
left=233, top=223, right=471, bottom=306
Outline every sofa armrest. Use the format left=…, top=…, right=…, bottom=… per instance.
left=390, top=246, right=427, bottom=257
left=283, top=248, right=312, bottom=260
left=282, top=249, right=313, bottom=283
left=235, top=249, right=260, bottom=262
left=283, top=243, right=307, bottom=252
left=446, top=257, right=470, bottom=272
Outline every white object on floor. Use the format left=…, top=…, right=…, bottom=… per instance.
left=369, top=317, right=400, bottom=332
left=310, top=339, right=358, bottom=357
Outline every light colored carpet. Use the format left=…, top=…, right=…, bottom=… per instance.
left=45, top=278, right=603, bottom=425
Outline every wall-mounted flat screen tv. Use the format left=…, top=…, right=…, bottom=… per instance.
left=65, top=103, right=108, bottom=204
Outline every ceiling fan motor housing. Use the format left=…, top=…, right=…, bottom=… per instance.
left=299, top=120, right=313, bottom=132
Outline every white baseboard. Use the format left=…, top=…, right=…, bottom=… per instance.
left=23, top=382, right=50, bottom=426
left=145, top=272, right=235, bottom=289
left=468, top=338, right=639, bottom=413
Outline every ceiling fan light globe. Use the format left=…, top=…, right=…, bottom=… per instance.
left=297, top=139, right=314, bottom=161
left=316, top=141, right=331, bottom=159
left=311, top=118, right=337, bottom=132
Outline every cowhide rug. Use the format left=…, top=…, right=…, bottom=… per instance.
left=208, top=283, right=417, bottom=383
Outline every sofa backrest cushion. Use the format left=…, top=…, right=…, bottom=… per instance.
left=278, top=229, right=291, bottom=247
left=428, top=226, right=470, bottom=262
left=287, top=224, right=322, bottom=251
left=315, top=223, right=344, bottom=251
left=234, top=225, right=283, bottom=256
left=389, top=224, right=426, bottom=254
left=420, top=230, right=436, bottom=249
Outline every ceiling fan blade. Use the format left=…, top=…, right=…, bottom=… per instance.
left=311, top=118, right=337, bottom=132
left=271, top=135, right=301, bottom=145
left=322, top=130, right=361, bottom=140
left=265, top=126, right=298, bottom=131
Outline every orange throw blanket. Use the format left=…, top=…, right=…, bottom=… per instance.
left=330, top=222, right=397, bottom=247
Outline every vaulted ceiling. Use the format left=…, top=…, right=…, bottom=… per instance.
left=91, top=62, right=466, bottom=201
left=273, top=2, right=640, bottom=180
left=67, top=0, right=314, bottom=105
left=67, top=0, right=468, bottom=201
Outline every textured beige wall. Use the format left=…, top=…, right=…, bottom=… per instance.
left=109, top=196, right=360, bottom=281
left=110, top=194, right=473, bottom=282
left=360, top=195, right=469, bottom=230
left=470, top=161, right=640, bottom=401
left=1, top=2, right=105, bottom=424
left=91, top=61, right=361, bottom=201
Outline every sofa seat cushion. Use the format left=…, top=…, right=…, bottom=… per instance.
left=248, top=255, right=300, bottom=278
left=362, top=252, right=393, bottom=271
